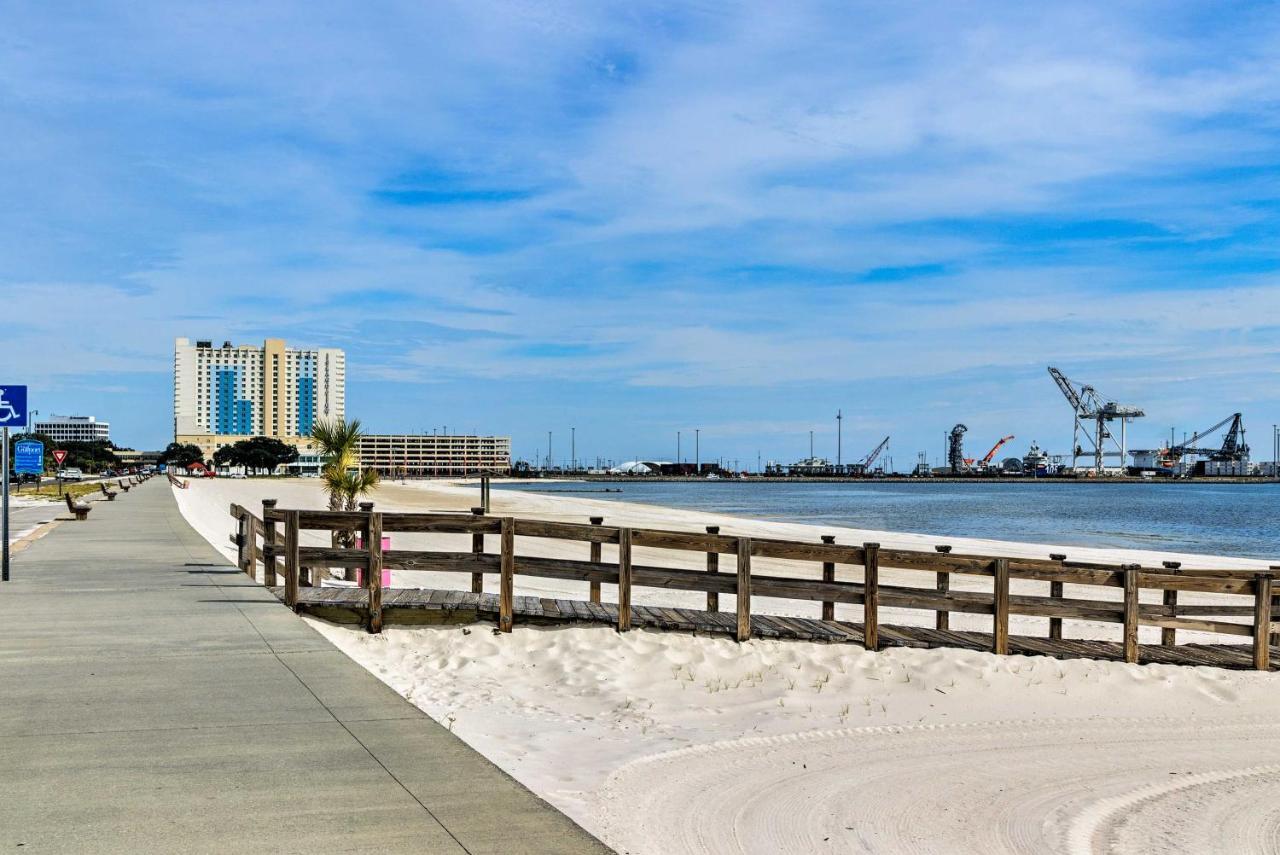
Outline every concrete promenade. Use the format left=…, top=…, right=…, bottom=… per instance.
left=0, top=480, right=610, bottom=853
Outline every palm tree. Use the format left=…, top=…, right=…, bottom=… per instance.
left=310, top=418, right=380, bottom=579
left=311, top=417, right=365, bottom=511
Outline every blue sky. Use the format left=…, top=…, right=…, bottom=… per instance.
left=2, top=2, right=1279, bottom=468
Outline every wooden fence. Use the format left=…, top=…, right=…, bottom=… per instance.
left=229, top=502, right=1280, bottom=670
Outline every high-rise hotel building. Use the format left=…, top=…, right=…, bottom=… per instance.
left=173, top=338, right=345, bottom=457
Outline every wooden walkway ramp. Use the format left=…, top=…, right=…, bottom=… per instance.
left=280, top=586, right=1280, bottom=672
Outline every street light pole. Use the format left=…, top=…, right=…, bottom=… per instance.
left=837, top=409, right=842, bottom=468
left=571, top=427, right=575, bottom=472
left=695, top=429, right=700, bottom=473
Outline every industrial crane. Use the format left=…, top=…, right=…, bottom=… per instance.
left=858, top=436, right=890, bottom=473
left=1162, top=413, right=1248, bottom=469
left=1048, top=367, right=1145, bottom=475
left=974, top=435, right=1015, bottom=469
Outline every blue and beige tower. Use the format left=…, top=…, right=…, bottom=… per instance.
left=173, top=338, right=345, bottom=458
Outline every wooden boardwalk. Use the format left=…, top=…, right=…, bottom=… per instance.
left=279, top=586, right=1280, bottom=672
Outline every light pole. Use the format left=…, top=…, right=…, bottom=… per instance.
left=547, top=431, right=552, bottom=472
left=571, top=427, right=576, bottom=472
left=677, top=431, right=681, bottom=468
left=809, top=430, right=814, bottom=460
left=695, top=429, right=700, bottom=473
left=836, top=409, right=842, bottom=469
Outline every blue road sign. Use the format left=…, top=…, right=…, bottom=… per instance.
left=14, top=439, right=43, bottom=474
left=0, top=385, right=26, bottom=427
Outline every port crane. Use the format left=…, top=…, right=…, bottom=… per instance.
left=970, top=435, right=1015, bottom=469
left=856, top=436, right=890, bottom=474
left=1048, top=367, right=1145, bottom=475
left=1161, top=413, right=1248, bottom=470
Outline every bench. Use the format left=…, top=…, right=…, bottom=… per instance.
left=118, top=479, right=131, bottom=493
left=65, top=492, right=91, bottom=521
left=100, top=483, right=117, bottom=501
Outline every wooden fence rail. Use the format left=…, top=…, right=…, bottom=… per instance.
left=229, top=502, right=1280, bottom=671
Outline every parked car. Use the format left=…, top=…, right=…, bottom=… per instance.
left=58, top=468, right=84, bottom=482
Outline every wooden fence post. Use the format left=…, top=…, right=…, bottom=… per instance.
left=736, top=537, right=752, bottom=642
left=262, top=499, right=278, bottom=587
left=366, top=512, right=383, bottom=634
left=935, top=545, right=951, bottom=630
left=1271, top=565, right=1280, bottom=647
left=245, top=516, right=261, bottom=580
left=821, top=535, right=836, bottom=622
left=1160, top=561, right=1180, bottom=647
left=617, top=528, right=633, bottom=632
left=235, top=514, right=248, bottom=574
left=470, top=507, right=485, bottom=594
left=1123, top=565, right=1140, bottom=664
left=284, top=510, right=300, bottom=612
left=499, top=517, right=514, bottom=632
left=993, top=558, right=1009, bottom=655
left=863, top=542, right=879, bottom=651
left=1254, top=573, right=1273, bottom=671
left=589, top=516, right=604, bottom=603
left=1049, top=553, right=1066, bottom=640
left=705, top=526, right=720, bottom=612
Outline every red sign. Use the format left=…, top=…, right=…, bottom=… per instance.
left=52, top=450, right=67, bottom=465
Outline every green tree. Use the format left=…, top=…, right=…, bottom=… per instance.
left=310, top=418, right=379, bottom=581
left=213, top=437, right=299, bottom=475
left=159, top=442, right=205, bottom=469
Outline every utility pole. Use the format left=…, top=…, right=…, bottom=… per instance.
left=571, top=427, right=576, bottom=472
left=837, top=409, right=842, bottom=468
left=677, top=431, right=681, bottom=467
left=695, top=429, right=700, bottom=473
left=809, top=430, right=814, bottom=460
left=547, top=431, right=552, bottom=472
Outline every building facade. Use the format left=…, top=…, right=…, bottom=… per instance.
left=34, top=414, right=110, bottom=444
left=355, top=434, right=511, bottom=477
left=174, top=337, right=345, bottom=457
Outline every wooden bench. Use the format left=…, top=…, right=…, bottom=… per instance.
left=117, top=479, right=130, bottom=492
left=65, top=492, right=91, bottom=521
left=99, top=483, right=117, bottom=501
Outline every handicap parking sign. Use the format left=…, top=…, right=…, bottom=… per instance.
left=0, top=385, right=26, bottom=427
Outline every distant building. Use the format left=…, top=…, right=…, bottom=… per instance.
left=34, top=414, right=110, bottom=444
left=354, top=434, right=511, bottom=477
left=173, top=337, right=345, bottom=457
left=114, top=449, right=163, bottom=467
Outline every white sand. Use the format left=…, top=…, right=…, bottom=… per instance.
left=175, top=478, right=1280, bottom=854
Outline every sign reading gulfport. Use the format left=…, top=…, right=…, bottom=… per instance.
left=14, top=440, right=43, bottom=474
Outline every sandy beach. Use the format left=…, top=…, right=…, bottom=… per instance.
left=175, top=477, right=1280, bottom=854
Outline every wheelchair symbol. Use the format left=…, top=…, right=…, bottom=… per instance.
left=0, top=389, right=19, bottom=423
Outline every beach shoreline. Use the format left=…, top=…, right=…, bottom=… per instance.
left=173, top=477, right=1280, bottom=854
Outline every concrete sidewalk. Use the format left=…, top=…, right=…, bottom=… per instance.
left=0, top=480, right=610, bottom=854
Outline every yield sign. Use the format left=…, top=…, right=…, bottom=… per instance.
left=52, top=450, right=68, bottom=465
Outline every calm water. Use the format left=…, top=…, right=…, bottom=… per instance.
left=497, top=481, right=1280, bottom=559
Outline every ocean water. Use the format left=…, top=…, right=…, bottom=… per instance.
left=497, top=480, right=1280, bottom=560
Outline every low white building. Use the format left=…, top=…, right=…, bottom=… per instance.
left=34, top=414, right=110, bottom=444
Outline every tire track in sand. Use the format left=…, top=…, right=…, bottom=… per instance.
left=590, top=716, right=1280, bottom=854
